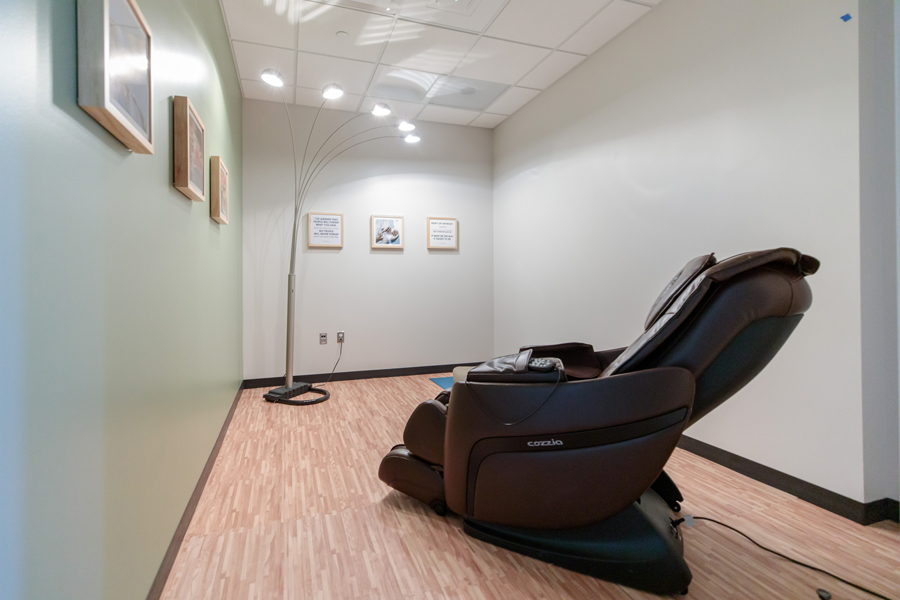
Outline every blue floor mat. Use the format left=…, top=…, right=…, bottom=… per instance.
left=429, top=376, right=454, bottom=390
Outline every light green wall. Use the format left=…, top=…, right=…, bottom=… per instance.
left=0, top=1, right=243, bottom=599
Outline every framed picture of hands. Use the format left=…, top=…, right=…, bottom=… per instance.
left=371, top=215, right=404, bottom=249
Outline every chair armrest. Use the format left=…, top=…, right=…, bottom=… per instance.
left=443, top=367, right=694, bottom=515
left=596, top=347, right=628, bottom=370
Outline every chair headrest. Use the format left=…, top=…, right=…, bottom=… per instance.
left=603, top=248, right=818, bottom=377
left=645, top=253, right=716, bottom=330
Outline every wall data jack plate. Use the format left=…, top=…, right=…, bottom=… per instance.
left=320, top=333, right=327, bottom=344
left=337, top=331, right=345, bottom=343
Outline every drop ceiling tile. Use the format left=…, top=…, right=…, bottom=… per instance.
left=324, top=0, right=397, bottom=13
left=517, top=51, right=585, bottom=90
left=469, top=112, right=507, bottom=128
left=360, top=97, right=424, bottom=119
left=417, top=105, right=480, bottom=125
left=453, top=38, right=550, bottom=85
left=295, top=52, right=376, bottom=95
left=426, top=75, right=508, bottom=110
left=397, top=0, right=508, bottom=34
left=368, top=65, right=441, bottom=103
left=221, top=0, right=297, bottom=49
left=382, top=21, right=478, bottom=75
left=295, top=2, right=394, bottom=62
left=486, top=86, right=540, bottom=115
left=233, top=42, right=296, bottom=86
left=242, top=80, right=295, bottom=104
left=295, top=86, right=363, bottom=111
left=560, top=0, right=650, bottom=56
left=485, top=0, right=612, bottom=49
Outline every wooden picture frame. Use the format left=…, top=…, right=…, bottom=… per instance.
left=308, top=212, right=343, bottom=248
left=427, top=217, right=458, bottom=250
left=77, top=0, right=154, bottom=154
left=173, top=96, right=205, bottom=202
left=371, top=215, right=404, bottom=249
left=210, top=157, right=229, bottom=224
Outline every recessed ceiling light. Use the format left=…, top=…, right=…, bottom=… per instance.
left=398, top=121, right=415, bottom=132
left=322, top=83, right=344, bottom=99
left=371, top=102, right=391, bottom=116
left=336, top=31, right=349, bottom=39
left=261, top=69, right=284, bottom=87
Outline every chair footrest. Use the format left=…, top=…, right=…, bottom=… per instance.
left=378, top=445, right=446, bottom=514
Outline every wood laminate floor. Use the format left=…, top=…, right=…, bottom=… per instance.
left=160, top=375, right=899, bottom=600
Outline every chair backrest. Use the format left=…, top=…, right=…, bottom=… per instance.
left=602, top=248, right=819, bottom=424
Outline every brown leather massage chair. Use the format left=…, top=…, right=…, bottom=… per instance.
left=378, top=248, right=819, bottom=595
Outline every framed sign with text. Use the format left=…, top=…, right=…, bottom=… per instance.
left=308, top=212, right=343, bottom=248
left=427, top=217, right=458, bottom=250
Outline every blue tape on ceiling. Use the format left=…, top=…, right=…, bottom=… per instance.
left=840, top=13, right=852, bottom=22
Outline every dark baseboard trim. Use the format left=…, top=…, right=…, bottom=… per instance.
left=677, top=435, right=899, bottom=526
left=243, top=362, right=481, bottom=389
left=146, top=382, right=245, bottom=600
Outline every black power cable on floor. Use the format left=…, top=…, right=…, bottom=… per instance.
left=672, top=516, right=894, bottom=600
left=318, top=341, right=343, bottom=387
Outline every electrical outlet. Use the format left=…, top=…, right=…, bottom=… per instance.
left=319, top=333, right=327, bottom=344
left=337, top=331, right=345, bottom=343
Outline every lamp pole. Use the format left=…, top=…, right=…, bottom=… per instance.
left=257, top=71, right=419, bottom=405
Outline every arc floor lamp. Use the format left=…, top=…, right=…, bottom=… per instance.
left=259, top=69, right=421, bottom=405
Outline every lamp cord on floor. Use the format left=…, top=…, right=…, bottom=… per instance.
left=672, top=516, right=894, bottom=600
left=319, top=342, right=343, bottom=387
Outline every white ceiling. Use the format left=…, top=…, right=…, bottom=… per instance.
left=220, top=0, right=657, bottom=128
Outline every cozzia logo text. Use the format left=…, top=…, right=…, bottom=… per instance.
left=527, top=439, right=564, bottom=447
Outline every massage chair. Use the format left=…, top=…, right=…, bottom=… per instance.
left=378, top=248, right=819, bottom=595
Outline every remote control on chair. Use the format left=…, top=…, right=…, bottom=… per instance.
left=528, top=357, right=559, bottom=372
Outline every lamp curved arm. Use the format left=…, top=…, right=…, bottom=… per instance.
left=300, top=112, right=371, bottom=193
left=297, top=99, right=328, bottom=201
left=277, top=88, right=303, bottom=275
left=297, top=125, right=399, bottom=207
left=293, top=134, right=405, bottom=237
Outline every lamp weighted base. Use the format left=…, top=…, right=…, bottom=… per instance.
left=264, top=381, right=330, bottom=405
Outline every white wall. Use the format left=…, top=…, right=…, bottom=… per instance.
left=493, top=0, right=869, bottom=500
left=243, top=100, right=494, bottom=380
left=896, top=0, right=900, bottom=502
left=859, top=0, right=899, bottom=503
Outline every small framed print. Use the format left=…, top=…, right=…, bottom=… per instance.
left=427, top=217, right=458, bottom=250
left=173, top=96, right=205, bottom=202
left=210, top=157, right=229, bottom=224
left=308, top=212, right=343, bottom=248
left=77, top=0, right=154, bottom=154
left=371, top=215, right=404, bottom=249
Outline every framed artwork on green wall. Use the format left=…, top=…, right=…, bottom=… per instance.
left=210, top=157, right=229, bottom=224
left=173, top=96, right=205, bottom=202
left=77, top=0, right=154, bottom=154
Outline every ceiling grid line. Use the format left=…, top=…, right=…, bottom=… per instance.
left=222, top=0, right=659, bottom=128
left=354, top=7, right=402, bottom=113
left=494, top=0, right=617, bottom=105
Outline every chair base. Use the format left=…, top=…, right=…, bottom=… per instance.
left=463, top=489, right=691, bottom=596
